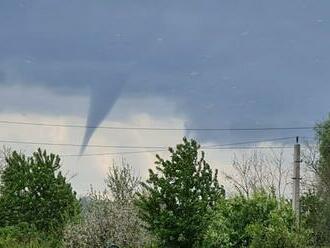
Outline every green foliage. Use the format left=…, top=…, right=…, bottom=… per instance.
left=312, top=116, right=330, bottom=245
left=202, top=192, right=310, bottom=248
left=247, top=210, right=310, bottom=248
left=136, top=138, right=225, bottom=248
left=0, top=223, right=39, bottom=246
left=0, top=223, right=60, bottom=248
left=316, top=117, right=330, bottom=192
left=0, top=149, right=80, bottom=235
left=301, top=190, right=330, bottom=246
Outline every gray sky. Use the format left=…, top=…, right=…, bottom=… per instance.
left=0, top=0, right=329, bottom=193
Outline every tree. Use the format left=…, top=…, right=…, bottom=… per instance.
left=301, top=189, right=329, bottom=247
left=0, top=147, right=10, bottom=176
left=300, top=116, right=330, bottom=246
left=0, top=149, right=80, bottom=234
left=224, top=150, right=290, bottom=198
left=105, top=159, right=140, bottom=204
left=301, top=140, right=320, bottom=192
left=202, top=192, right=310, bottom=248
left=316, top=116, right=330, bottom=193
left=136, top=138, right=225, bottom=248
left=64, top=160, right=153, bottom=248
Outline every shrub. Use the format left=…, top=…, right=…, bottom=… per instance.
left=63, top=161, right=153, bottom=248
left=0, top=223, right=60, bottom=248
left=202, top=192, right=310, bottom=248
left=301, top=190, right=330, bottom=246
left=64, top=191, right=152, bottom=248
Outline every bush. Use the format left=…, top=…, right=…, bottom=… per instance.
left=64, top=191, right=152, bottom=248
left=0, top=223, right=60, bottom=248
left=63, top=162, right=153, bottom=248
left=301, top=190, right=330, bottom=246
left=202, top=192, right=310, bottom=248
left=247, top=209, right=310, bottom=248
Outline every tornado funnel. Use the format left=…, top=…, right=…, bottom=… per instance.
left=80, top=76, right=126, bottom=155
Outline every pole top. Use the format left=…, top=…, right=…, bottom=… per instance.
left=296, top=136, right=299, bottom=144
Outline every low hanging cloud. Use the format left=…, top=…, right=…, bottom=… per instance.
left=0, top=0, right=330, bottom=146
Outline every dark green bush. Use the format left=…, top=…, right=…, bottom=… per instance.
left=0, top=223, right=60, bottom=248
left=202, top=192, right=310, bottom=248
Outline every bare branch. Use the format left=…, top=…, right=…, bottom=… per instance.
left=224, top=149, right=291, bottom=198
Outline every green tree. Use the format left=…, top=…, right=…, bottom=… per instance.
left=301, top=116, right=330, bottom=246
left=316, top=116, right=330, bottom=193
left=0, top=149, right=80, bottom=234
left=136, top=138, right=225, bottom=248
left=301, top=190, right=329, bottom=246
left=202, top=192, right=310, bottom=248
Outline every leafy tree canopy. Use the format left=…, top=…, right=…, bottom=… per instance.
left=316, top=116, right=330, bottom=192
left=0, top=149, right=80, bottom=234
left=136, top=138, right=225, bottom=248
left=302, top=116, right=330, bottom=246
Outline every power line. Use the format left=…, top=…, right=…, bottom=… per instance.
left=0, top=120, right=316, bottom=132
left=0, top=143, right=322, bottom=159
left=205, top=136, right=295, bottom=148
left=0, top=136, right=296, bottom=150
left=62, top=149, right=168, bottom=157
left=0, top=145, right=292, bottom=159
left=206, top=146, right=291, bottom=150
left=69, top=136, right=323, bottom=157
left=0, top=139, right=166, bottom=149
left=0, top=136, right=295, bottom=158
left=61, top=146, right=292, bottom=158
left=0, top=141, right=320, bottom=159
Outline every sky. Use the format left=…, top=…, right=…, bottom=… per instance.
left=0, top=0, right=329, bottom=194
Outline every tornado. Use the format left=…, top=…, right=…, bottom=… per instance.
left=80, top=76, right=126, bottom=155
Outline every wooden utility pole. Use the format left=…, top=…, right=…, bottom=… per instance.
left=292, top=136, right=301, bottom=222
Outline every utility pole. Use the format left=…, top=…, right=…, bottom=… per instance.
left=292, top=136, right=301, bottom=223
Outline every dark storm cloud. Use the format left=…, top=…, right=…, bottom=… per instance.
left=0, top=0, right=330, bottom=144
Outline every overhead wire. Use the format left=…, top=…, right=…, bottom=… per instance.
left=61, top=146, right=292, bottom=158
left=0, top=136, right=296, bottom=150
left=0, top=120, right=316, bottom=132
left=61, top=138, right=318, bottom=157
left=0, top=119, right=317, bottom=158
left=0, top=136, right=297, bottom=158
left=205, top=136, right=295, bottom=148
left=0, top=139, right=166, bottom=149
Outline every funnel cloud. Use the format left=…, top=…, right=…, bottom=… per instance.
left=0, top=0, right=330, bottom=149
left=80, top=77, right=126, bottom=154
